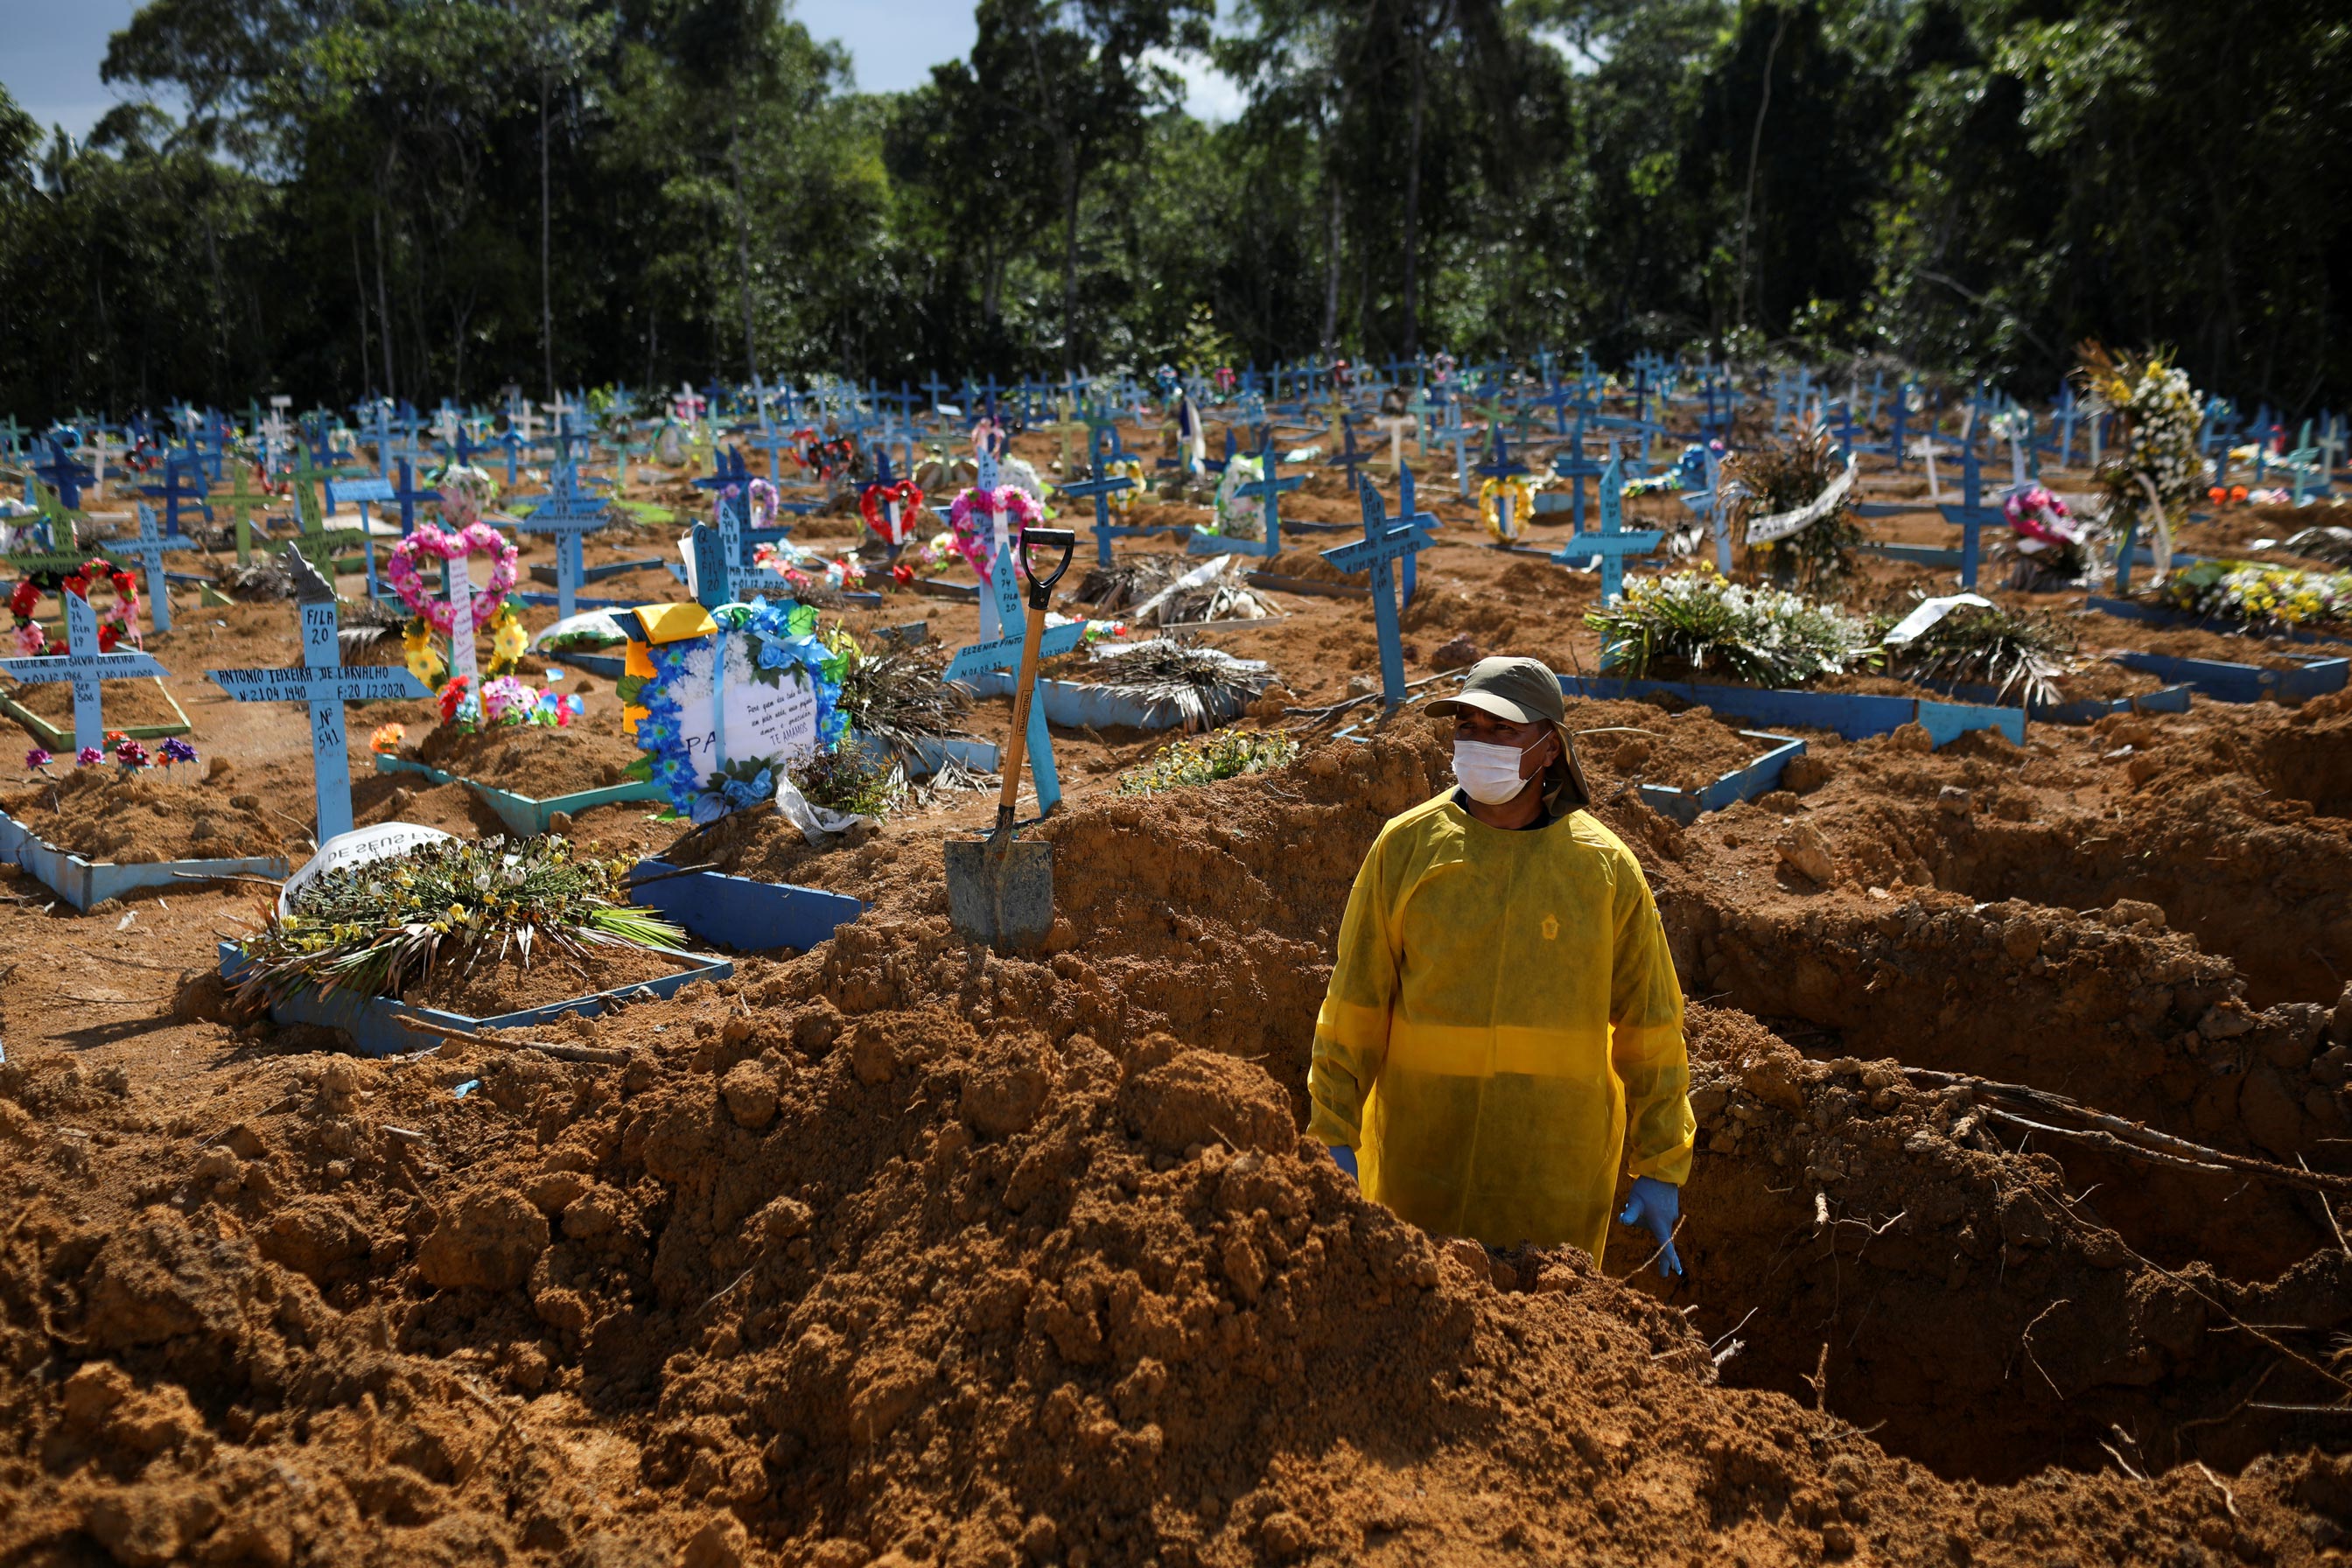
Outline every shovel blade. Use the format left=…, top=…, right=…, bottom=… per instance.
left=943, top=836, right=1055, bottom=952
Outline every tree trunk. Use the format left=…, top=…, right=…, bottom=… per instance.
left=372, top=194, right=397, bottom=401
left=1060, top=150, right=1081, bottom=374
left=1402, top=20, right=1427, bottom=360
left=541, top=72, right=555, bottom=402
left=1321, top=177, right=1342, bottom=357
left=351, top=226, right=372, bottom=394
left=729, top=86, right=760, bottom=387
left=1734, top=8, right=1789, bottom=333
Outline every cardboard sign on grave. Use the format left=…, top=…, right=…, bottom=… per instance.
left=944, top=538, right=1086, bottom=814
left=209, top=577, right=433, bottom=843
left=0, top=592, right=170, bottom=754
left=618, top=598, right=836, bottom=824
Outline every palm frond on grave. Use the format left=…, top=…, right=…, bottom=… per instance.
left=1079, top=553, right=1282, bottom=626
left=1879, top=600, right=2074, bottom=708
left=229, top=835, right=682, bottom=1005
left=1077, top=636, right=1277, bottom=731
left=834, top=640, right=972, bottom=759
left=1077, top=555, right=1182, bottom=611
left=334, top=594, right=409, bottom=663
left=221, top=556, right=298, bottom=601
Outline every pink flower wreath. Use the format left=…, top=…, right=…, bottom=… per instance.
left=387, top=522, right=519, bottom=634
left=946, top=486, right=1043, bottom=580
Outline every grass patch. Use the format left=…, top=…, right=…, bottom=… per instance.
left=1116, top=730, right=1298, bottom=795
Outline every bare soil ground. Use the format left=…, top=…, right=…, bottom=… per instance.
left=6, top=422, right=2352, bottom=1565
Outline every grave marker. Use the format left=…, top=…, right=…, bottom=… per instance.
left=1320, top=480, right=1433, bottom=710
left=943, top=536, right=1087, bottom=814
left=206, top=557, right=432, bottom=842
left=514, top=465, right=610, bottom=618
left=0, top=592, right=169, bottom=755
left=1937, top=441, right=2001, bottom=590
left=1551, top=444, right=1664, bottom=604
left=113, top=503, right=197, bottom=635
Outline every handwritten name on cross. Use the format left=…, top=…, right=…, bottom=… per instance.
left=943, top=537, right=1087, bottom=814
left=1320, top=481, right=1433, bottom=710
left=517, top=465, right=611, bottom=618
left=207, top=590, right=431, bottom=842
left=0, top=592, right=168, bottom=755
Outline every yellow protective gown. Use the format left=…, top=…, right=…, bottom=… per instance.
left=1306, top=792, right=1693, bottom=1259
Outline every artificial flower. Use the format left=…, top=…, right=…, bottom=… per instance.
left=75, top=746, right=102, bottom=766
left=158, top=738, right=198, bottom=767
left=24, top=747, right=51, bottom=773
left=370, top=723, right=405, bottom=754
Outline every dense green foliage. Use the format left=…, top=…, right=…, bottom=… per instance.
left=2, top=0, right=2345, bottom=420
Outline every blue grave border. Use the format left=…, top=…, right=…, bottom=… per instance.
left=1634, top=732, right=1806, bottom=825
left=2085, top=596, right=2352, bottom=650
left=0, top=808, right=289, bottom=912
left=373, top=752, right=666, bottom=836
left=215, top=939, right=730, bottom=1059
left=626, top=858, right=864, bottom=953
left=2107, top=651, right=2348, bottom=704
left=1554, top=676, right=2027, bottom=747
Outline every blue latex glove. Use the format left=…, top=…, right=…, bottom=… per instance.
left=1328, top=1144, right=1359, bottom=1182
left=1618, top=1176, right=1684, bottom=1278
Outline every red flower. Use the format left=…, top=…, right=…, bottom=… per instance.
left=10, top=581, right=38, bottom=620
left=61, top=574, right=88, bottom=600
left=96, top=626, right=117, bottom=653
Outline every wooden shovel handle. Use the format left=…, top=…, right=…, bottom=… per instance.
left=997, top=591, right=1049, bottom=822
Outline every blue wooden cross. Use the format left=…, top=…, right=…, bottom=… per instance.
left=0, top=592, right=169, bottom=755
left=695, top=444, right=752, bottom=516
left=1479, top=424, right=1536, bottom=532
left=322, top=470, right=394, bottom=585
left=32, top=439, right=93, bottom=512
left=1937, top=440, right=2001, bottom=590
left=687, top=522, right=796, bottom=612
left=136, top=448, right=213, bottom=537
left=1327, top=416, right=1373, bottom=487
left=113, top=502, right=197, bottom=635
left=1396, top=463, right=1440, bottom=604
left=1320, top=480, right=1433, bottom=710
left=515, top=464, right=611, bottom=618
left=207, top=588, right=431, bottom=843
left=944, top=536, right=1086, bottom=813
left=388, top=458, right=438, bottom=539
left=1188, top=430, right=1303, bottom=560
left=1552, top=444, right=1664, bottom=604
left=1062, top=432, right=1140, bottom=567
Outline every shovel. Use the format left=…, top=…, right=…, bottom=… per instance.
left=944, top=524, right=1076, bottom=952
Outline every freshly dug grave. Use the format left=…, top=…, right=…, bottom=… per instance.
left=404, top=704, right=643, bottom=800
left=0, top=967, right=2341, bottom=1568
left=15, top=701, right=2352, bottom=1562
left=1676, top=1004, right=2352, bottom=1484
left=1578, top=704, right=1776, bottom=792
left=1, top=674, right=188, bottom=734
left=0, top=766, right=287, bottom=864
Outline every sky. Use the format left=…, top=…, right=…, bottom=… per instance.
left=0, top=0, right=1242, bottom=144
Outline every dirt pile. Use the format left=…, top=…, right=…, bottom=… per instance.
left=408, top=703, right=641, bottom=800
left=10, top=705, right=2352, bottom=1564
left=0, top=766, right=287, bottom=864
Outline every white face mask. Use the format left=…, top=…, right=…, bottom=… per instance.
left=1453, top=738, right=1537, bottom=805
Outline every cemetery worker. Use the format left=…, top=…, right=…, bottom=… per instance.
left=1306, top=655, right=1694, bottom=1277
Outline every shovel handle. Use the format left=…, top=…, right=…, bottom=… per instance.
left=1018, top=526, right=1075, bottom=611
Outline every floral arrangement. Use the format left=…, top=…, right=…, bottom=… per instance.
left=370, top=723, right=405, bottom=754
left=947, top=486, right=1044, bottom=579
left=1103, top=458, right=1148, bottom=515
left=624, top=598, right=848, bottom=823
left=10, top=557, right=142, bottom=655
left=1116, top=730, right=1298, bottom=796
left=859, top=479, right=926, bottom=545
left=1480, top=476, right=1536, bottom=541
left=25, top=735, right=195, bottom=775
left=752, top=540, right=868, bottom=595
left=2157, top=559, right=2352, bottom=630
left=1726, top=422, right=1862, bottom=588
left=388, top=468, right=527, bottom=697
left=1207, top=456, right=1265, bottom=542
left=1585, top=569, right=1876, bottom=687
left=2076, top=342, right=2204, bottom=570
